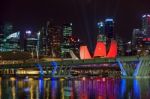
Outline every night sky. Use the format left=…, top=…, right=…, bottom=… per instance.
left=1, top=0, right=150, bottom=50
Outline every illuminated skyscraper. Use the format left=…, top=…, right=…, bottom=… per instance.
left=61, top=23, right=73, bottom=58
left=97, top=21, right=106, bottom=42
left=39, top=21, right=62, bottom=57
left=25, top=30, right=38, bottom=52
left=46, top=21, right=62, bottom=57
left=0, top=30, right=4, bottom=50
left=132, top=29, right=143, bottom=45
left=2, top=23, right=13, bottom=38
left=0, top=23, right=21, bottom=51
left=63, top=23, right=72, bottom=36
left=97, top=21, right=105, bottom=35
left=105, top=18, right=115, bottom=39
left=142, top=14, right=150, bottom=35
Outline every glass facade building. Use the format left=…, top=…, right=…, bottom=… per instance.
left=46, top=22, right=62, bottom=57
left=105, top=19, right=115, bottom=39
left=142, top=14, right=150, bottom=35
left=97, top=21, right=106, bottom=42
left=61, top=23, right=73, bottom=58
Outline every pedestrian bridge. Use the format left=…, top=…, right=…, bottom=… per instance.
left=0, top=56, right=150, bottom=78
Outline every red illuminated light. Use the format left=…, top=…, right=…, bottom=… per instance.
left=106, top=40, right=117, bottom=58
left=143, top=37, right=150, bottom=41
left=94, top=41, right=106, bottom=57
left=80, top=40, right=117, bottom=59
left=80, top=46, right=92, bottom=59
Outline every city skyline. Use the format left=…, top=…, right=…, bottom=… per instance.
left=1, top=0, right=150, bottom=49
left=1, top=1, right=150, bottom=99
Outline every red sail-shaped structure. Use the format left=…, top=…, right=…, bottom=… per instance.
left=93, top=41, right=106, bottom=57
left=106, top=40, right=117, bottom=58
left=80, top=46, right=92, bottom=59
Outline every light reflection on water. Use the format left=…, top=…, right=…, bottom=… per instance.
left=0, top=77, right=150, bottom=99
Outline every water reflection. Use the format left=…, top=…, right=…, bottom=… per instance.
left=73, top=78, right=120, bottom=99
left=51, top=78, right=58, bottom=99
left=120, top=79, right=126, bottom=99
left=133, top=79, right=140, bottom=99
left=0, top=77, right=149, bottom=99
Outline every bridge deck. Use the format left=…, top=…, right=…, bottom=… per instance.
left=0, top=55, right=146, bottom=68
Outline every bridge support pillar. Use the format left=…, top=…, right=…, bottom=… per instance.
left=50, top=61, right=58, bottom=77
left=35, top=64, right=44, bottom=77
left=133, top=59, right=142, bottom=77
left=58, top=65, right=63, bottom=75
left=116, top=58, right=127, bottom=76
left=45, top=66, right=50, bottom=75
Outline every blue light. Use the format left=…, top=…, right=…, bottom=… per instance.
left=116, top=58, right=127, bottom=76
left=105, top=18, right=113, bottom=22
left=133, top=59, right=142, bottom=77
left=50, top=61, right=58, bottom=76
left=51, top=78, right=57, bottom=89
left=120, top=79, right=126, bottom=98
left=39, top=79, right=44, bottom=93
left=97, top=22, right=104, bottom=27
left=35, top=64, right=44, bottom=76
left=133, top=79, right=140, bottom=99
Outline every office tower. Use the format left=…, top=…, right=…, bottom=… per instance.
left=142, top=14, right=150, bottom=35
left=25, top=30, right=38, bottom=52
left=105, top=18, right=115, bottom=39
left=0, top=28, right=4, bottom=51
left=63, top=23, right=72, bottom=36
left=116, top=36, right=124, bottom=56
left=39, top=27, right=46, bottom=55
left=47, top=22, right=62, bottom=57
left=2, top=23, right=13, bottom=38
left=132, top=29, right=143, bottom=45
left=97, top=21, right=106, bottom=42
left=97, top=21, right=105, bottom=35
left=61, top=23, right=73, bottom=58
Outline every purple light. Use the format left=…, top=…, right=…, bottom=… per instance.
left=26, top=30, right=31, bottom=34
left=142, top=15, right=146, bottom=18
left=142, top=14, right=150, bottom=18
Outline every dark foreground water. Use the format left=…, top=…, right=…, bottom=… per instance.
left=0, top=77, right=150, bottom=99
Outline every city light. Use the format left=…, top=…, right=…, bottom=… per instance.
left=105, top=18, right=114, bottom=22
left=1, top=1, right=150, bottom=99
left=26, top=30, right=32, bottom=34
left=97, top=22, right=104, bottom=27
